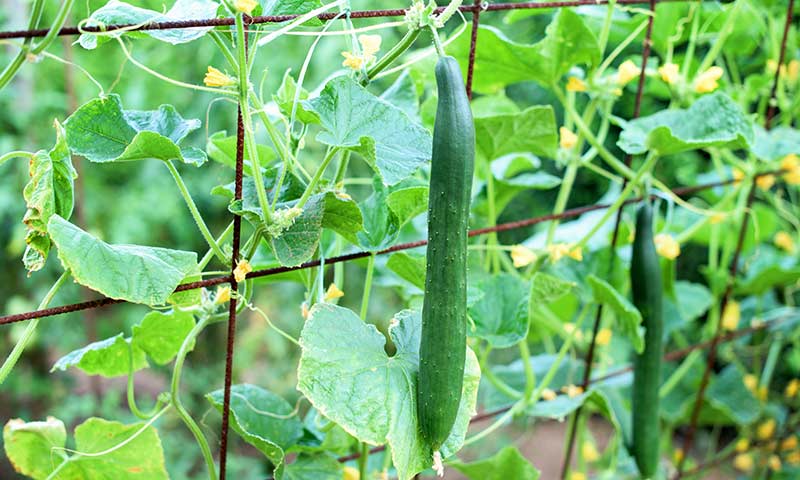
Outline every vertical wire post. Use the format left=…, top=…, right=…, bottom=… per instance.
left=559, top=2, right=657, bottom=477
left=465, top=0, right=483, bottom=99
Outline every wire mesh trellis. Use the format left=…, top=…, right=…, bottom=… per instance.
left=0, top=0, right=796, bottom=479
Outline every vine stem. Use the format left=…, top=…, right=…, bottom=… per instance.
left=172, top=314, right=217, bottom=480
left=0, top=150, right=33, bottom=167
left=165, top=160, right=228, bottom=264
left=357, top=252, right=377, bottom=477
left=0, top=0, right=44, bottom=90
left=296, top=147, right=339, bottom=209
left=127, top=342, right=166, bottom=419
left=366, top=28, right=421, bottom=81
left=0, top=269, right=70, bottom=385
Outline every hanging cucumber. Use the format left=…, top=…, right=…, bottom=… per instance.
left=630, top=201, right=664, bottom=479
left=416, top=54, right=475, bottom=453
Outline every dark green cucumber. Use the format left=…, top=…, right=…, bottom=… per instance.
left=631, top=202, right=664, bottom=479
left=417, top=55, right=475, bottom=451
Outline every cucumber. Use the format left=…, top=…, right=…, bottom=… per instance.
left=631, top=202, right=664, bottom=479
left=417, top=55, right=475, bottom=451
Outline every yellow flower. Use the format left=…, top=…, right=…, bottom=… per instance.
left=786, top=378, right=800, bottom=398
left=569, top=473, right=586, bottom=480
left=595, top=328, right=612, bottom=346
left=511, top=245, right=538, bottom=268
left=788, top=451, right=800, bottom=465
left=734, top=453, right=754, bottom=472
left=541, top=388, right=558, bottom=401
left=234, top=0, right=257, bottom=15
left=343, top=466, right=360, bottom=480
left=743, top=374, right=758, bottom=393
left=785, top=168, right=800, bottom=185
left=757, top=419, right=776, bottom=440
left=581, top=442, right=600, bottom=462
left=659, top=63, right=680, bottom=84
left=756, top=174, right=776, bottom=190
left=562, top=384, right=584, bottom=398
left=233, top=259, right=252, bottom=283
left=341, top=51, right=365, bottom=70
left=788, top=59, right=799, bottom=82
left=774, top=231, right=796, bottom=253
left=654, top=233, right=681, bottom=260
left=782, top=153, right=799, bottom=171
left=768, top=455, right=782, bottom=471
left=781, top=435, right=798, bottom=451
left=560, top=127, right=578, bottom=150
left=566, top=76, right=587, bottom=92
left=694, top=66, right=724, bottom=93
left=721, top=300, right=740, bottom=331
left=617, top=60, right=640, bottom=85
left=735, top=438, right=750, bottom=452
left=324, top=283, right=344, bottom=301
left=204, top=66, right=235, bottom=87
left=358, top=34, right=382, bottom=61
left=548, top=243, right=582, bottom=262
left=673, top=448, right=684, bottom=463
left=215, top=286, right=231, bottom=304
left=732, top=168, right=745, bottom=184
left=301, top=302, right=310, bottom=320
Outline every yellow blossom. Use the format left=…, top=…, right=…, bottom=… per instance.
left=562, top=384, right=584, bottom=398
left=343, top=466, right=360, bottom=480
left=548, top=243, right=582, bottom=262
left=781, top=435, right=798, bottom=451
left=735, top=438, right=750, bottom=452
left=233, top=259, right=252, bottom=283
left=204, top=66, right=235, bottom=87
left=743, top=374, right=758, bottom=393
left=617, top=60, right=640, bottom=85
left=774, top=231, right=796, bottom=253
left=785, top=169, right=800, bottom=185
left=582, top=442, right=600, bottom=462
left=566, top=76, right=587, bottom=92
left=757, top=419, right=776, bottom=440
left=721, top=300, right=740, bottom=331
left=511, top=245, right=538, bottom=268
left=301, top=302, right=310, bottom=320
left=560, top=127, right=578, bottom=150
left=234, top=0, right=257, bottom=15
left=710, top=212, right=727, bottom=224
left=756, top=174, right=776, bottom=190
left=659, top=63, right=680, bottom=84
left=788, top=59, right=799, bottom=82
left=654, top=233, right=681, bottom=260
left=596, top=328, right=612, bottom=346
left=541, top=388, right=558, bottom=401
left=341, top=51, right=365, bottom=70
left=324, top=283, right=344, bottom=301
left=732, top=168, right=745, bottom=184
left=786, top=378, right=800, bottom=398
left=782, top=153, right=799, bottom=171
left=569, top=473, right=586, bottom=480
left=672, top=448, right=684, bottom=463
left=215, top=286, right=231, bottom=304
left=694, top=66, right=724, bottom=93
left=788, top=451, right=800, bottom=465
left=734, top=453, right=754, bottom=472
left=768, top=455, right=782, bottom=471
left=358, top=34, right=382, bottom=61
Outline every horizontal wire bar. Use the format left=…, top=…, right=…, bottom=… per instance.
left=0, top=0, right=699, bottom=41
left=0, top=171, right=784, bottom=327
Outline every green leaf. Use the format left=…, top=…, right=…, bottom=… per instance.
left=79, top=0, right=220, bottom=49
left=65, top=94, right=206, bottom=166
left=167, top=271, right=203, bottom=307
left=380, top=70, right=420, bottom=119
left=468, top=273, right=531, bottom=348
left=386, top=252, right=427, bottom=290
left=446, top=10, right=601, bottom=92
left=48, top=215, right=198, bottom=305
left=132, top=310, right=195, bottom=365
left=448, top=446, right=540, bottom=480
left=259, top=0, right=323, bottom=24
left=274, top=70, right=319, bottom=125
left=587, top=275, right=644, bottom=353
left=357, top=178, right=400, bottom=251
left=283, top=454, right=343, bottom=480
left=214, top=168, right=307, bottom=225
left=207, top=131, right=276, bottom=175
left=705, top=365, right=760, bottom=425
left=297, top=305, right=480, bottom=480
left=736, top=265, right=800, bottom=296
left=207, top=384, right=304, bottom=478
left=52, top=334, right=147, bottom=378
left=3, top=417, right=67, bottom=479
left=22, top=120, right=76, bottom=274
left=530, top=272, right=575, bottom=305
left=617, top=93, right=754, bottom=155
left=674, top=281, right=713, bottom=322
left=752, top=126, right=800, bottom=161
left=305, top=76, right=432, bottom=185
left=474, top=106, right=558, bottom=160
left=386, top=181, right=428, bottom=226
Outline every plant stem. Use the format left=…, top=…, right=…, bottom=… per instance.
left=127, top=343, right=166, bottom=419
left=597, top=0, right=617, bottom=55
left=430, top=26, right=446, bottom=57
left=358, top=441, right=370, bottom=479
left=360, top=254, right=376, bottom=321
left=0, top=0, right=45, bottom=90
left=165, top=161, right=227, bottom=264
left=171, top=314, right=217, bottom=480
left=0, top=150, right=34, bottom=167
left=366, top=28, right=421, bottom=81
left=249, top=93, right=292, bottom=172
left=199, top=221, right=235, bottom=270
left=483, top=160, right=501, bottom=273
left=659, top=349, right=701, bottom=398
left=209, top=31, right=238, bottom=71
left=696, top=1, right=741, bottom=74
left=0, top=270, right=70, bottom=385
left=296, top=147, right=339, bottom=209
left=30, top=0, right=75, bottom=56
left=518, top=339, right=536, bottom=404
left=547, top=158, right=579, bottom=245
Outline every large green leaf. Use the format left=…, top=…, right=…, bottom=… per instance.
left=21, top=121, right=76, bottom=274
left=297, top=305, right=480, bottom=480
left=449, top=446, right=540, bottom=480
left=617, top=93, right=754, bottom=155
left=530, top=272, right=575, bottom=305
left=447, top=10, right=601, bottom=92
left=206, top=131, right=277, bottom=175
left=380, top=70, right=420, bottom=120
left=474, top=106, right=558, bottom=160
left=468, top=273, right=531, bottom=348
left=386, top=252, right=427, bottom=290
left=207, top=384, right=304, bottom=478
left=736, top=265, right=800, bottom=296
left=304, top=76, right=432, bottom=185
left=132, top=309, right=195, bottom=365
left=673, top=281, right=713, bottom=322
left=48, top=215, right=198, bottom=305
left=52, top=334, right=147, bottom=378
left=752, top=126, right=800, bottom=161
left=65, top=94, right=206, bottom=166
left=386, top=179, right=428, bottom=226
left=705, top=365, right=761, bottom=425
left=78, top=0, right=220, bottom=49
left=587, top=275, right=644, bottom=353
left=357, top=178, right=400, bottom=251
left=283, top=454, right=343, bottom=480
left=3, top=417, right=67, bottom=479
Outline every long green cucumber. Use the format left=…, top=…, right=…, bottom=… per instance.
left=417, top=55, right=475, bottom=452
left=631, top=201, right=664, bottom=479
